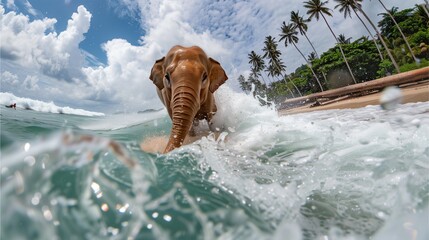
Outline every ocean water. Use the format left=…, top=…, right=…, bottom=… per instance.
left=1, top=88, right=428, bottom=240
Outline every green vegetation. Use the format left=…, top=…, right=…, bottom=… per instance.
left=238, top=2, right=429, bottom=106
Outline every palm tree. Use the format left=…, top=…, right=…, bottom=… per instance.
left=237, top=74, right=251, bottom=94
left=262, top=38, right=295, bottom=97
left=290, top=10, right=320, bottom=59
left=419, top=0, right=429, bottom=18
left=416, top=3, right=429, bottom=20
left=377, top=1, right=418, bottom=63
left=308, top=52, right=317, bottom=62
left=248, top=51, right=267, bottom=84
left=290, top=10, right=329, bottom=88
left=334, top=0, right=384, bottom=60
left=262, top=36, right=301, bottom=96
left=279, top=22, right=324, bottom=91
left=262, top=36, right=283, bottom=82
left=348, top=0, right=401, bottom=73
left=337, top=34, right=352, bottom=44
left=304, top=0, right=357, bottom=84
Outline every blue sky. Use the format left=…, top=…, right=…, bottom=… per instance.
left=0, top=0, right=421, bottom=114
left=13, top=0, right=143, bottom=65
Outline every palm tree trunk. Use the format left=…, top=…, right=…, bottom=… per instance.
left=303, top=32, right=329, bottom=87
left=321, top=13, right=357, bottom=84
left=352, top=8, right=384, bottom=61
left=270, top=73, right=296, bottom=97
left=377, top=0, right=418, bottom=63
left=355, top=5, right=401, bottom=73
left=258, top=73, right=268, bottom=86
left=422, top=1, right=429, bottom=18
left=283, top=72, right=303, bottom=96
left=292, top=42, right=324, bottom=91
left=259, top=72, right=270, bottom=84
left=272, top=62, right=301, bottom=97
left=303, top=32, right=320, bottom=59
left=282, top=76, right=296, bottom=98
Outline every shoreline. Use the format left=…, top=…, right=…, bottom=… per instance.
left=279, top=81, right=429, bottom=115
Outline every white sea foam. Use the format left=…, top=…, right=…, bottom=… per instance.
left=2, top=85, right=428, bottom=240
left=78, top=109, right=168, bottom=130
left=212, top=86, right=278, bottom=131
left=0, top=92, right=105, bottom=116
left=186, top=87, right=429, bottom=239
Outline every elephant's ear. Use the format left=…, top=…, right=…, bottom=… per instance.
left=149, top=57, right=165, bottom=90
left=209, top=58, right=228, bottom=93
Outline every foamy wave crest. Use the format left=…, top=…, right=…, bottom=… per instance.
left=212, top=86, right=277, bottom=131
left=0, top=92, right=104, bottom=116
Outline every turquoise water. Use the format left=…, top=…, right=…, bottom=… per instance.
left=1, top=89, right=428, bottom=239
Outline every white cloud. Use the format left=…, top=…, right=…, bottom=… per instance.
left=0, top=5, right=110, bottom=112
left=83, top=38, right=161, bottom=111
left=1, top=71, right=19, bottom=86
left=6, top=0, right=16, bottom=9
left=0, top=5, right=91, bottom=82
left=23, top=75, right=39, bottom=90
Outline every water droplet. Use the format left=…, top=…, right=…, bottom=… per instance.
left=117, top=203, right=129, bottom=213
left=211, top=188, right=219, bottom=194
left=101, top=203, right=109, bottom=212
left=42, top=206, right=53, bottom=221
left=228, top=127, right=236, bottom=133
left=31, top=192, right=41, bottom=205
left=380, top=86, right=402, bottom=110
left=152, top=212, right=159, bottom=218
left=163, top=214, right=172, bottom=222
left=91, top=182, right=101, bottom=194
left=377, top=211, right=385, bottom=218
left=24, top=142, right=30, bottom=152
left=147, top=224, right=153, bottom=229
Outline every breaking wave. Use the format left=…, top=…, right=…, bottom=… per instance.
left=0, top=92, right=105, bottom=116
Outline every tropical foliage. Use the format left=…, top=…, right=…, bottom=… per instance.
left=238, top=3, right=429, bottom=107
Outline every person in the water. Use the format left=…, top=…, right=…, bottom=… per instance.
left=6, top=103, right=16, bottom=109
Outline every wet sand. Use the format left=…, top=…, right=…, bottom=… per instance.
left=279, top=81, right=429, bottom=115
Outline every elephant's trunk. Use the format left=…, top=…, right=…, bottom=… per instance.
left=164, top=85, right=199, bottom=153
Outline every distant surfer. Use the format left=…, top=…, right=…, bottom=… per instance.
left=6, top=103, right=16, bottom=109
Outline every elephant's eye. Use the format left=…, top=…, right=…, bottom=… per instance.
left=202, top=73, right=208, bottom=82
left=165, top=73, right=171, bottom=87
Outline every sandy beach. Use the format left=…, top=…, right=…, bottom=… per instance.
left=279, top=81, right=429, bottom=115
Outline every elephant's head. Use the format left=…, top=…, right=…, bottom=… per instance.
left=149, top=46, right=228, bottom=153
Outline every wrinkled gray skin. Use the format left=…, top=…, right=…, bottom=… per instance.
left=149, top=45, right=228, bottom=153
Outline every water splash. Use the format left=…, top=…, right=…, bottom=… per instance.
left=1, top=90, right=428, bottom=239
left=1, top=132, right=157, bottom=239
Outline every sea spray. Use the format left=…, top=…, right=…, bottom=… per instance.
left=0, top=92, right=105, bottom=116
left=1, top=87, right=429, bottom=239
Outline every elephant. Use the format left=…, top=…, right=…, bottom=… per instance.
left=149, top=45, right=228, bottom=153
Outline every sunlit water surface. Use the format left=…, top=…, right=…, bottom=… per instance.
left=1, top=88, right=428, bottom=239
